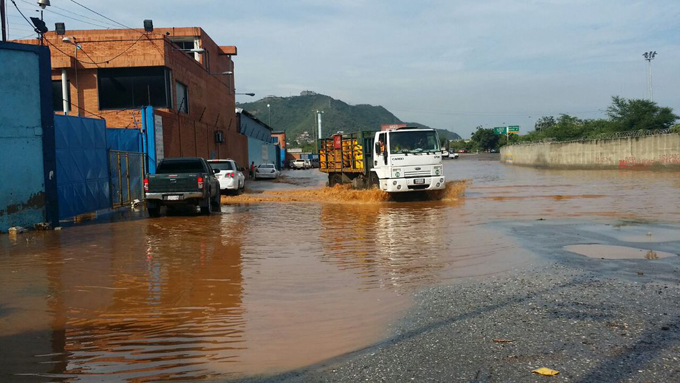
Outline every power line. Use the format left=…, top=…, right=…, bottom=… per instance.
left=54, top=95, right=105, bottom=119
left=9, top=0, right=35, bottom=31
left=18, top=0, right=112, bottom=29
left=43, top=34, right=145, bottom=65
left=66, top=0, right=165, bottom=55
left=46, top=2, right=120, bottom=28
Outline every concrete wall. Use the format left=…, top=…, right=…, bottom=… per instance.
left=0, top=43, right=51, bottom=232
left=501, top=133, right=680, bottom=169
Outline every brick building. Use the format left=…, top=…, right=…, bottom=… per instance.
left=20, top=27, right=247, bottom=165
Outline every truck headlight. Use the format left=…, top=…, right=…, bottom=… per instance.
left=392, top=168, right=401, bottom=178
left=434, top=165, right=442, bottom=176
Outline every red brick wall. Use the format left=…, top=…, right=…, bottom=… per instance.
left=155, top=111, right=247, bottom=166
left=31, top=28, right=242, bottom=160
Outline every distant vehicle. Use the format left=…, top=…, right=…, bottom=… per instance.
left=318, top=127, right=447, bottom=193
left=458, top=149, right=468, bottom=153
left=292, top=159, right=306, bottom=169
left=144, top=157, right=220, bottom=217
left=289, top=160, right=296, bottom=169
left=207, top=159, right=245, bottom=195
left=303, top=159, right=312, bottom=169
left=255, top=163, right=280, bottom=179
left=490, top=148, right=498, bottom=153
left=447, top=151, right=459, bottom=159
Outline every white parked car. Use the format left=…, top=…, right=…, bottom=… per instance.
left=255, top=163, right=280, bottom=179
left=292, top=159, right=306, bottom=170
left=303, top=159, right=312, bottom=169
left=207, top=159, right=245, bottom=194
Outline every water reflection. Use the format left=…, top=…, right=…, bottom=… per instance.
left=320, top=204, right=448, bottom=290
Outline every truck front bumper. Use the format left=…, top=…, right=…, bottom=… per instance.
left=380, top=176, right=446, bottom=193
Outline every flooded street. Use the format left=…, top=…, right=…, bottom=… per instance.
left=1, top=155, right=679, bottom=382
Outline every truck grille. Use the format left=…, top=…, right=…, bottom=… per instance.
left=404, top=170, right=431, bottom=178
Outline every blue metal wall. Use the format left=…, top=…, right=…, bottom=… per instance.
left=247, top=137, right=279, bottom=168
left=106, top=128, right=142, bottom=152
left=54, top=115, right=110, bottom=220
left=0, top=42, right=55, bottom=232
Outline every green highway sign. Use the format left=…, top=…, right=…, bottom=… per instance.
left=508, top=126, right=520, bottom=134
left=493, top=127, right=506, bottom=135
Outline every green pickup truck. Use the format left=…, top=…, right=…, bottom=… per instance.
left=144, top=157, right=221, bottom=217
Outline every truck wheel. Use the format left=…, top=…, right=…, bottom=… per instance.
left=200, top=195, right=212, bottom=215
left=211, top=192, right=221, bottom=210
left=369, top=172, right=380, bottom=189
left=147, top=206, right=161, bottom=217
left=329, top=174, right=342, bottom=187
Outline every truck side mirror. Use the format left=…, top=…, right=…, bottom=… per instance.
left=375, top=142, right=381, bottom=155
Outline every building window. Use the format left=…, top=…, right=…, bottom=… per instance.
left=52, top=80, right=70, bottom=112
left=97, top=67, right=172, bottom=109
left=176, top=81, right=188, bottom=114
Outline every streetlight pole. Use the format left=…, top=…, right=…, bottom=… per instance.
left=316, top=110, right=323, bottom=140
left=1, top=0, right=7, bottom=42
left=268, top=104, right=272, bottom=126
left=643, top=51, right=657, bottom=101
left=63, top=36, right=81, bottom=116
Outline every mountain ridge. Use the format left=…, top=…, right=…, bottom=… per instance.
left=236, top=92, right=461, bottom=146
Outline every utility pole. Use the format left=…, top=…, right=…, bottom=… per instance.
left=643, top=51, right=657, bottom=101
left=1, top=0, right=7, bottom=42
left=316, top=110, right=323, bottom=140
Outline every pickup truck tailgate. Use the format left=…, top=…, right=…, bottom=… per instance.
left=147, top=174, right=200, bottom=193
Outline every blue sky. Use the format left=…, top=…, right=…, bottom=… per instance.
left=6, top=0, right=680, bottom=138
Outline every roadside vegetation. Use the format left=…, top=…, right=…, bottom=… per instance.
left=449, top=96, right=679, bottom=153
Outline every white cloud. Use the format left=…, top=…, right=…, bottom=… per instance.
left=12, top=0, right=680, bottom=137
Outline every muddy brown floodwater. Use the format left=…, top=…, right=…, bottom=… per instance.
left=1, top=154, right=679, bottom=382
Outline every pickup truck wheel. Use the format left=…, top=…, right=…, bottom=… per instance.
left=211, top=193, right=221, bottom=209
left=200, top=195, right=212, bottom=215
left=147, top=206, right=161, bottom=217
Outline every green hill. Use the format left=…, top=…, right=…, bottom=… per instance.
left=236, top=91, right=461, bottom=147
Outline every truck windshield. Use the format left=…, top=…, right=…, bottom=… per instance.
left=389, top=131, right=440, bottom=154
left=156, top=160, right=204, bottom=174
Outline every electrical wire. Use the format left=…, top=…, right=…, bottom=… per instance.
left=37, top=0, right=121, bottom=28
left=67, top=0, right=165, bottom=55
left=9, top=0, right=37, bottom=32
left=44, top=34, right=144, bottom=65
left=54, top=95, right=105, bottom=119
left=18, top=0, right=112, bottom=29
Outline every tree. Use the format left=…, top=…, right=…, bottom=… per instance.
left=606, top=96, right=678, bottom=132
left=534, top=116, right=556, bottom=132
left=470, top=126, right=500, bottom=151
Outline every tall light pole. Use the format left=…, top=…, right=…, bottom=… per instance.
left=316, top=110, right=324, bottom=140
left=266, top=104, right=271, bottom=127
left=63, top=36, right=81, bottom=116
left=643, top=51, right=657, bottom=101
left=1, top=0, right=7, bottom=42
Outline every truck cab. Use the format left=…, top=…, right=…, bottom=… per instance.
left=371, top=128, right=446, bottom=192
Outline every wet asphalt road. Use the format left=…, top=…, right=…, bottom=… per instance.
left=2, top=153, right=680, bottom=382
left=239, top=221, right=680, bottom=383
